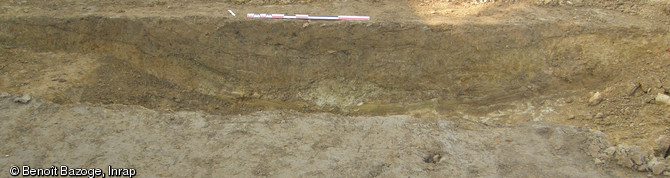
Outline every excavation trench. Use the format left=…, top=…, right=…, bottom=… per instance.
left=1, top=16, right=667, bottom=116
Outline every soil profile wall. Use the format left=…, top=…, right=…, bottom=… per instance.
left=1, top=16, right=667, bottom=114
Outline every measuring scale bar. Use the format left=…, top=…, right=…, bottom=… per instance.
left=247, top=13, right=370, bottom=21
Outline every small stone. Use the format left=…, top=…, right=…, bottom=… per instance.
left=302, top=23, right=309, bottom=28
left=0, top=93, right=9, bottom=98
left=588, top=92, right=603, bottom=106
left=637, top=164, right=648, bottom=172
left=594, top=113, right=605, bottom=119
left=555, top=146, right=562, bottom=150
left=620, top=159, right=635, bottom=168
left=603, top=146, right=616, bottom=156
left=629, top=146, right=646, bottom=165
left=650, top=159, right=667, bottom=175
left=425, top=153, right=442, bottom=164
left=568, top=115, right=576, bottom=120
left=432, top=154, right=441, bottom=163
left=594, top=158, right=605, bottom=164
left=655, top=93, right=670, bottom=105
left=13, top=94, right=31, bottom=104
left=655, top=136, right=670, bottom=155
left=587, top=144, right=601, bottom=157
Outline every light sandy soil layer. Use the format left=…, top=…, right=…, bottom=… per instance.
left=1, top=0, right=670, bottom=176
left=0, top=96, right=650, bottom=177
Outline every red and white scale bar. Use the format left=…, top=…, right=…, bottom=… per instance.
left=247, top=13, right=369, bottom=21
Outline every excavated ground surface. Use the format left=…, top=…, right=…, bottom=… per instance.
left=1, top=0, right=670, bottom=176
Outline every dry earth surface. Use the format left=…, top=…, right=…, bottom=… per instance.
left=1, top=0, right=670, bottom=177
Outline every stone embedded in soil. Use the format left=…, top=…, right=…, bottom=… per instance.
left=629, top=146, right=647, bottom=166
left=649, top=158, right=667, bottom=175
left=594, top=158, right=604, bottom=164
left=603, top=146, right=617, bottom=156
left=655, top=93, right=670, bottom=105
left=593, top=113, right=605, bottom=119
left=0, top=93, right=9, bottom=98
left=588, top=92, right=604, bottom=106
left=655, top=136, right=670, bottom=155
left=587, top=143, right=602, bottom=157
left=614, top=144, right=651, bottom=169
left=636, top=165, right=647, bottom=172
left=13, top=94, right=31, bottom=104
left=424, top=153, right=442, bottom=164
